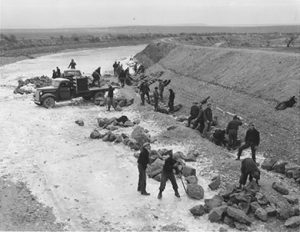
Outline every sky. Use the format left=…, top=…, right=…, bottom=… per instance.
left=0, top=0, right=300, bottom=29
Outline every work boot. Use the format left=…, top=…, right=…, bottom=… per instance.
left=174, top=190, right=180, bottom=198
left=157, top=191, right=162, bottom=199
left=141, top=191, right=150, bottom=196
left=235, top=156, right=240, bottom=160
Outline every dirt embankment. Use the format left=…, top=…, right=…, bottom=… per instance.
left=135, top=41, right=300, bottom=164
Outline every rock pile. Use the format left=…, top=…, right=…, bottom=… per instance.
left=261, top=158, right=300, bottom=184
left=14, top=76, right=52, bottom=94
left=90, top=117, right=151, bottom=151
left=189, top=182, right=300, bottom=230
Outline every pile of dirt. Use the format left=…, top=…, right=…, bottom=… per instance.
left=14, top=76, right=52, bottom=94
left=0, top=176, right=64, bottom=230
left=135, top=41, right=300, bottom=164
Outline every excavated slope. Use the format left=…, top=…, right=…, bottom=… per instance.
left=136, top=41, right=300, bottom=163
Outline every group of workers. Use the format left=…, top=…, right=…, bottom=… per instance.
left=187, top=101, right=260, bottom=163
left=138, top=142, right=182, bottom=199
left=52, top=67, right=61, bottom=79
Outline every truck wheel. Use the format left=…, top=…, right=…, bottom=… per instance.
left=43, top=97, right=55, bottom=108
left=94, top=92, right=105, bottom=105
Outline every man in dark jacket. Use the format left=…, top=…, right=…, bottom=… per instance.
left=137, top=142, right=151, bottom=195
left=56, top=67, right=61, bottom=77
left=226, top=115, right=242, bottom=150
left=236, top=123, right=260, bottom=162
left=153, top=87, right=159, bottom=111
left=119, top=69, right=126, bottom=88
left=202, top=103, right=213, bottom=138
left=187, top=102, right=200, bottom=127
left=68, top=59, right=76, bottom=69
left=107, top=85, right=115, bottom=111
left=192, top=104, right=204, bottom=132
left=157, top=151, right=182, bottom=199
left=168, top=89, right=175, bottom=113
left=92, top=67, right=101, bottom=87
left=239, top=158, right=260, bottom=188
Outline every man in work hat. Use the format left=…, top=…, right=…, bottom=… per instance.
left=187, top=102, right=200, bottom=127
left=157, top=150, right=182, bottom=199
left=137, top=142, right=151, bottom=195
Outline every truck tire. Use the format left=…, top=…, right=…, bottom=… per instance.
left=94, top=91, right=105, bottom=105
left=43, top=97, right=55, bottom=108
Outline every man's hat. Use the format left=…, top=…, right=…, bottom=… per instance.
left=143, top=142, right=150, bottom=147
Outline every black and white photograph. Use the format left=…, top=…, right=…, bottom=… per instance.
left=0, top=0, right=300, bottom=231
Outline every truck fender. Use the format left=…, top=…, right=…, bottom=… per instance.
left=41, top=93, right=57, bottom=102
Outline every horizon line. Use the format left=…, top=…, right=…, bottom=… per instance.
left=1, top=24, right=300, bottom=30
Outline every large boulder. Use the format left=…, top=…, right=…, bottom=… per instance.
left=182, top=166, right=196, bottom=177
left=209, top=175, right=221, bottom=190
left=185, top=176, right=198, bottom=184
left=189, top=205, right=206, bottom=216
left=204, top=195, right=224, bottom=213
left=147, top=159, right=164, bottom=178
left=131, top=126, right=150, bottom=147
left=255, top=208, right=268, bottom=221
left=208, top=206, right=227, bottom=223
left=276, top=200, right=294, bottom=220
left=187, top=184, right=204, bottom=200
left=226, top=207, right=253, bottom=225
left=220, top=183, right=237, bottom=199
left=285, top=216, right=300, bottom=228
left=261, top=158, right=277, bottom=171
left=238, top=202, right=250, bottom=214
left=124, top=120, right=134, bottom=127
left=272, top=182, right=289, bottom=195
left=273, top=161, right=288, bottom=174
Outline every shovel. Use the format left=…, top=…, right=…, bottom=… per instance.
left=179, top=175, right=187, bottom=194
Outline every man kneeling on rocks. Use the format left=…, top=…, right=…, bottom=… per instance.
left=239, top=158, right=260, bottom=189
left=157, top=151, right=182, bottom=199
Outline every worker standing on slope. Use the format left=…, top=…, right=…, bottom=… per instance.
left=157, top=151, right=182, bottom=199
left=226, top=115, right=242, bottom=150
left=68, top=59, right=77, bottom=69
left=137, top=142, right=151, bottom=196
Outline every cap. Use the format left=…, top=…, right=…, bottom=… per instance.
left=143, top=142, right=150, bottom=147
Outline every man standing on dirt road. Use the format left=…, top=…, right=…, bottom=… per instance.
left=137, top=142, right=151, bottom=196
left=226, top=115, right=242, bottom=150
left=236, top=123, right=260, bottom=163
left=157, top=150, right=182, bottom=199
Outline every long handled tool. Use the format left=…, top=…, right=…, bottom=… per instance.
left=179, top=175, right=187, bottom=194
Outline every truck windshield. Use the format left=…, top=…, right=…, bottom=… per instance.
left=52, top=80, right=61, bottom=88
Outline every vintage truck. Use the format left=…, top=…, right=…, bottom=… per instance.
left=33, top=70, right=113, bottom=108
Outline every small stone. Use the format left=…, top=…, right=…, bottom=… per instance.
left=185, top=176, right=198, bottom=184
left=208, top=206, right=227, bottom=223
left=255, top=208, right=268, bottom=221
left=272, top=182, right=289, bottom=195
left=189, top=205, right=206, bottom=216
left=209, top=175, right=221, bottom=190
left=265, top=205, right=277, bottom=217
left=283, top=195, right=299, bottom=205
left=284, top=216, right=300, bottom=228
left=182, top=166, right=196, bottom=177
left=234, top=222, right=249, bottom=231
left=223, top=216, right=235, bottom=228
left=75, top=120, right=84, bottom=126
